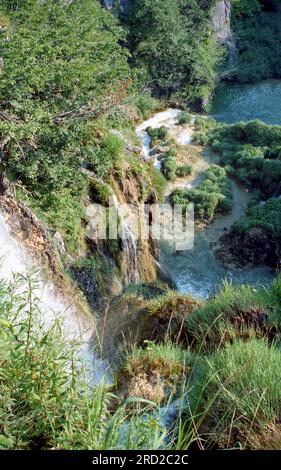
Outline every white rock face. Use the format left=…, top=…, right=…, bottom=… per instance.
left=211, top=0, right=236, bottom=61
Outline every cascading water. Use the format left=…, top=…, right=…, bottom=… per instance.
left=136, top=109, right=181, bottom=166
left=86, top=192, right=140, bottom=285
left=136, top=109, right=274, bottom=298
left=111, top=194, right=140, bottom=284
left=0, top=212, right=110, bottom=385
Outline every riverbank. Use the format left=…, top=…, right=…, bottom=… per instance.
left=136, top=108, right=275, bottom=298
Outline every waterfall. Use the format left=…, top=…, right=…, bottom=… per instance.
left=136, top=108, right=182, bottom=168
left=0, top=212, right=110, bottom=385
left=111, top=194, right=140, bottom=284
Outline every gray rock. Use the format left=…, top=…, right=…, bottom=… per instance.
left=52, top=230, right=65, bottom=254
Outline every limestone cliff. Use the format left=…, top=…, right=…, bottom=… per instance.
left=211, top=0, right=236, bottom=61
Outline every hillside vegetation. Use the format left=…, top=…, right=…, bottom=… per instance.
left=0, top=0, right=281, bottom=452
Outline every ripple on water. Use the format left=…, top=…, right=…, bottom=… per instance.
left=211, top=79, right=281, bottom=125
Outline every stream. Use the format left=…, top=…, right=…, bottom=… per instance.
left=136, top=92, right=276, bottom=298
left=0, top=213, right=110, bottom=385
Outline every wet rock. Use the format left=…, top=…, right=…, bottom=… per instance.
left=216, top=225, right=281, bottom=269
left=51, top=230, right=65, bottom=254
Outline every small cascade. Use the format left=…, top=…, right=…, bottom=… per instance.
left=111, top=195, right=140, bottom=284
left=136, top=108, right=181, bottom=167
left=0, top=213, right=110, bottom=386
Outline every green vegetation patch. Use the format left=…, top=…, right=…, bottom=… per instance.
left=190, top=338, right=281, bottom=448
left=170, top=165, right=233, bottom=221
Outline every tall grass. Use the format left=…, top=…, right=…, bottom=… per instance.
left=1, top=273, right=281, bottom=450
left=0, top=274, right=168, bottom=450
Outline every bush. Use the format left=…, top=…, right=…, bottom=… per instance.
left=175, top=164, right=192, bottom=177
left=177, top=111, right=192, bottom=125
left=161, top=156, right=177, bottom=181
left=185, top=280, right=273, bottom=351
left=233, top=198, right=281, bottom=238
left=133, top=94, right=159, bottom=118
left=209, top=121, right=281, bottom=196
left=170, top=165, right=233, bottom=221
left=0, top=274, right=166, bottom=450
left=232, top=3, right=281, bottom=83
left=146, top=126, right=168, bottom=143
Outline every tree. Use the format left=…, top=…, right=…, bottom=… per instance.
left=126, top=0, right=221, bottom=106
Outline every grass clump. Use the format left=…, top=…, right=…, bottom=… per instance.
left=175, top=164, right=192, bottom=177
left=120, top=341, right=193, bottom=405
left=184, top=281, right=275, bottom=352
left=146, top=126, right=168, bottom=144
left=149, top=167, right=167, bottom=201
left=190, top=339, right=281, bottom=449
left=161, top=156, right=177, bottom=181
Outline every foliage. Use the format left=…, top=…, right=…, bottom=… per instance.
left=231, top=0, right=261, bottom=18
left=0, top=274, right=167, bottom=450
left=149, top=167, right=167, bottom=201
left=231, top=2, right=281, bottom=83
left=177, top=111, right=192, bottom=125
left=146, top=126, right=168, bottom=143
left=0, top=0, right=131, bottom=251
left=175, top=164, right=193, bottom=177
left=125, top=0, right=222, bottom=106
left=208, top=120, right=281, bottom=196
left=190, top=339, right=281, bottom=448
left=170, top=165, right=233, bottom=221
left=161, top=156, right=177, bottom=181
left=133, top=93, right=160, bottom=119
left=233, top=198, right=281, bottom=238
left=185, top=279, right=280, bottom=351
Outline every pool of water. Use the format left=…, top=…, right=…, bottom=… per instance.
left=211, top=80, right=281, bottom=124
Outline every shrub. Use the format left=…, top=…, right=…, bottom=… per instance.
left=175, top=164, right=192, bottom=177
left=146, top=126, right=168, bottom=142
left=101, top=132, right=125, bottom=158
left=177, top=111, right=192, bottom=125
left=233, top=198, right=281, bottom=238
left=161, top=156, right=177, bottom=181
left=133, top=94, right=159, bottom=118
left=0, top=274, right=166, bottom=450
left=170, top=165, right=233, bottom=221
left=232, top=3, right=281, bottom=83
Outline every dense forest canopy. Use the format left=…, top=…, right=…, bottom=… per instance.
left=124, top=0, right=221, bottom=105
left=231, top=0, right=281, bottom=82
left=0, top=0, right=132, bottom=249
left=1, top=0, right=281, bottom=453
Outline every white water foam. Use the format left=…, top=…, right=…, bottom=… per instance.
left=0, top=213, right=110, bottom=385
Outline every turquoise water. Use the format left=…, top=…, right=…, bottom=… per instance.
left=211, top=80, right=281, bottom=125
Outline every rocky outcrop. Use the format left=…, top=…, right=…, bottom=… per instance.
left=0, top=191, right=62, bottom=276
left=216, top=226, right=281, bottom=269
left=102, top=0, right=132, bottom=15
left=211, top=0, right=236, bottom=62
